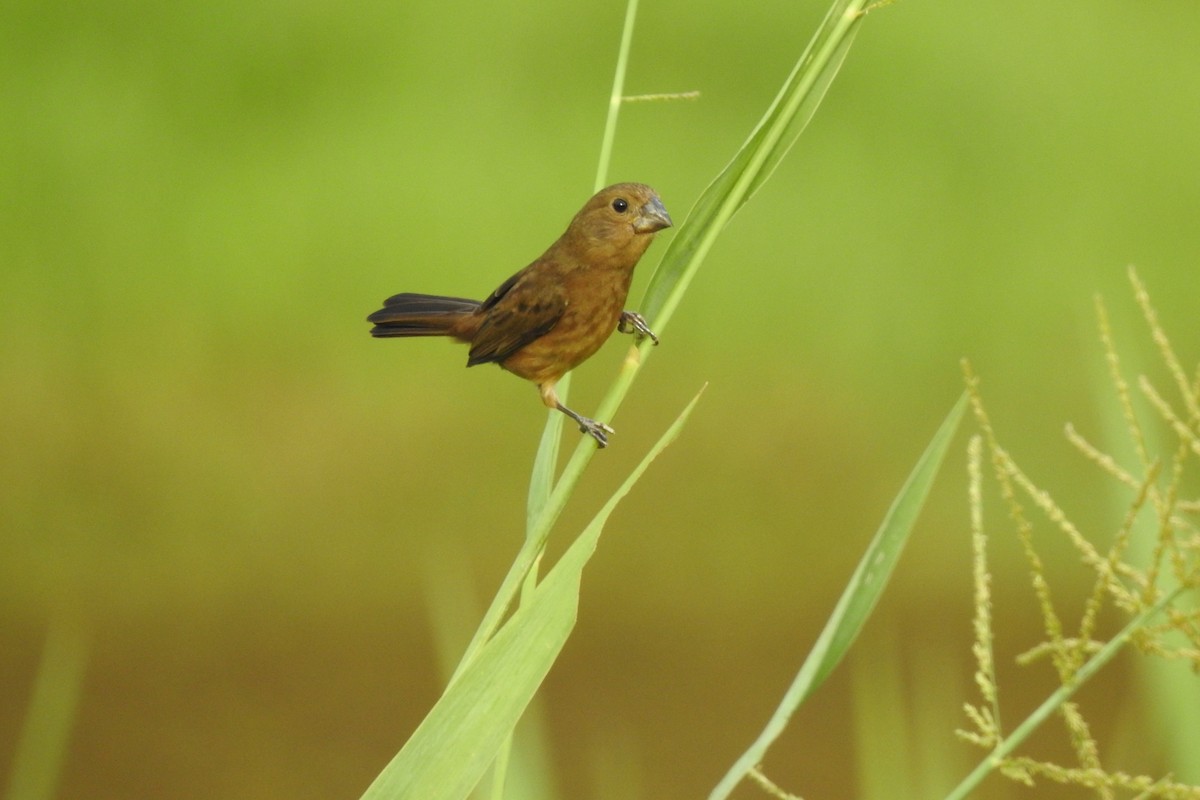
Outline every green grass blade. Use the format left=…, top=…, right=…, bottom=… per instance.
left=526, top=408, right=566, bottom=537
left=361, top=557, right=577, bottom=800
left=593, top=0, right=641, bottom=194
left=710, top=393, right=966, bottom=800
left=4, top=618, right=88, bottom=800
left=526, top=0, right=639, bottom=538
left=361, top=389, right=702, bottom=800
left=639, top=0, right=867, bottom=332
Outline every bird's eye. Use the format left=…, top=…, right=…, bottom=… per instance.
left=611, top=198, right=629, bottom=213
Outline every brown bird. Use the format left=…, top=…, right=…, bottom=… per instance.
left=367, top=182, right=672, bottom=448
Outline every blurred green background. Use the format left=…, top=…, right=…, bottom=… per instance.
left=3, top=0, right=1199, bottom=797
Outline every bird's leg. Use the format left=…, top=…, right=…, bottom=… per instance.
left=617, top=311, right=659, bottom=346
left=539, top=381, right=613, bottom=448
left=556, top=402, right=614, bottom=448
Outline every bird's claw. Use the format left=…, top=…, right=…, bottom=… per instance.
left=618, top=311, right=659, bottom=346
left=577, top=417, right=615, bottom=448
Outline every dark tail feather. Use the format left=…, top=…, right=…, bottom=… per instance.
left=367, top=293, right=481, bottom=338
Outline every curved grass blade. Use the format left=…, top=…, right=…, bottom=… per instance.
left=361, top=389, right=702, bottom=800
left=710, top=393, right=966, bottom=800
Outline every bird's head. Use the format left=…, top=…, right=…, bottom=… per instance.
left=563, top=183, right=673, bottom=266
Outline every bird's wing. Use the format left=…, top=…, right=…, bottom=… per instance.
left=466, top=265, right=567, bottom=367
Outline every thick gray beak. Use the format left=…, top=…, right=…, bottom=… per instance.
left=633, top=195, right=673, bottom=233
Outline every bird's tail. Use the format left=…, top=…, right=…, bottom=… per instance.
left=367, top=293, right=481, bottom=338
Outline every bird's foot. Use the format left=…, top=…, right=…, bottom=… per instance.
left=618, top=311, right=659, bottom=346
left=577, top=416, right=615, bottom=448
left=556, top=401, right=614, bottom=448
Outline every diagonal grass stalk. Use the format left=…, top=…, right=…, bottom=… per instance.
left=525, top=0, right=642, bottom=550
left=455, top=0, right=877, bottom=687
left=451, top=0, right=644, bottom=688
left=710, top=394, right=967, bottom=800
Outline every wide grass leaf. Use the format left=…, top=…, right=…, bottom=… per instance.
left=360, top=389, right=702, bottom=800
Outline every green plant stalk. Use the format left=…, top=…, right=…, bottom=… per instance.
left=4, top=618, right=88, bottom=800
left=452, top=0, right=643, bottom=689
left=942, top=587, right=1184, bottom=800
left=710, top=393, right=966, bottom=800
left=593, top=0, right=640, bottom=195
left=489, top=734, right=512, bottom=800
left=525, top=0, right=640, bottom=536
left=454, top=0, right=872, bottom=686
left=526, top=0, right=640, bottom=539
left=526, top=402, right=565, bottom=539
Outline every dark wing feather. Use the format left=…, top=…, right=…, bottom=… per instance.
left=466, top=266, right=565, bottom=366
left=479, top=271, right=522, bottom=312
